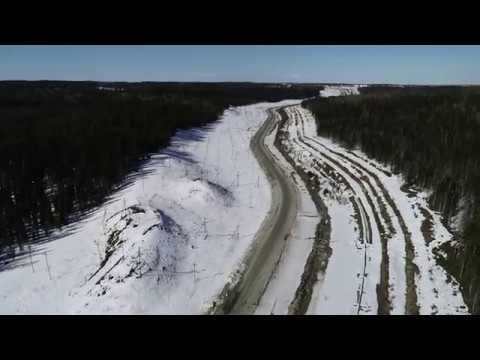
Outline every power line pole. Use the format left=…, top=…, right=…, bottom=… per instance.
left=29, top=244, right=35, bottom=273
left=193, top=263, right=197, bottom=283
left=44, top=252, right=52, bottom=280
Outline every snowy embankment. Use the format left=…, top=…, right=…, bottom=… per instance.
left=279, top=101, right=467, bottom=314
left=320, top=84, right=365, bottom=97
left=0, top=99, right=299, bottom=314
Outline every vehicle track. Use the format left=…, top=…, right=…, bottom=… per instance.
left=205, top=107, right=300, bottom=315
left=280, top=104, right=467, bottom=315
left=207, top=103, right=426, bottom=315
left=280, top=107, right=385, bottom=313
left=273, top=108, right=331, bottom=315
left=302, top=132, right=419, bottom=314
left=280, top=105, right=419, bottom=314
left=288, top=138, right=377, bottom=312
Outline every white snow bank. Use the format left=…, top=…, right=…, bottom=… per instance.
left=320, top=85, right=364, bottom=97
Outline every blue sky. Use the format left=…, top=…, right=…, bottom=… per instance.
left=1, top=45, right=479, bottom=84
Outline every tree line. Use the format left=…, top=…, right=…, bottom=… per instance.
left=0, top=81, right=321, bottom=266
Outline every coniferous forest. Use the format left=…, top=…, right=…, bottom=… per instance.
left=0, top=81, right=321, bottom=266
left=302, top=85, right=480, bottom=313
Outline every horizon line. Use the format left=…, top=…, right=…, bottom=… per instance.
left=1, top=79, right=479, bottom=86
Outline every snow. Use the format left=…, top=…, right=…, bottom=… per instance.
left=0, top=83, right=467, bottom=315
left=271, top=85, right=467, bottom=314
left=308, top=123, right=468, bottom=314
left=254, top=108, right=317, bottom=315
left=319, top=85, right=363, bottom=97
left=285, top=87, right=467, bottom=314
left=0, top=99, right=300, bottom=314
left=279, top=105, right=382, bottom=314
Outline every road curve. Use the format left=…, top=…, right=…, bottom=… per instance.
left=207, top=101, right=468, bottom=315
left=207, top=107, right=300, bottom=314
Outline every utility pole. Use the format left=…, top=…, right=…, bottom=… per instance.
left=234, top=225, right=240, bottom=242
left=29, top=244, right=35, bottom=273
left=193, top=263, right=197, bottom=283
left=44, top=252, right=52, bottom=280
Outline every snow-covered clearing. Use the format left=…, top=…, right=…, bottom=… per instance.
left=278, top=105, right=381, bottom=314
left=0, top=99, right=299, bottom=314
left=279, top=102, right=467, bottom=314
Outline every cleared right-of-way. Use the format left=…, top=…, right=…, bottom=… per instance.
left=209, top=91, right=469, bottom=315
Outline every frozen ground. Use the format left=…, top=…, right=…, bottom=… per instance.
left=253, top=113, right=318, bottom=315
left=278, top=102, right=468, bottom=314
left=0, top=99, right=300, bottom=314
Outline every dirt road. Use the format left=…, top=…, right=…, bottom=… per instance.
left=208, top=103, right=468, bottom=315
left=207, top=107, right=300, bottom=314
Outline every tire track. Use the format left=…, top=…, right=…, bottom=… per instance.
left=205, top=107, right=300, bottom=315
left=284, top=136, right=375, bottom=313
left=291, top=105, right=420, bottom=314
left=273, top=108, right=332, bottom=315
left=300, top=128, right=419, bottom=314
left=280, top=106, right=386, bottom=313
left=300, top=138, right=395, bottom=313
left=289, top=143, right=388, bottom=312
left=356, top=198, right=371, bottom=314
left=294, top=138, right=387, bottom=313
